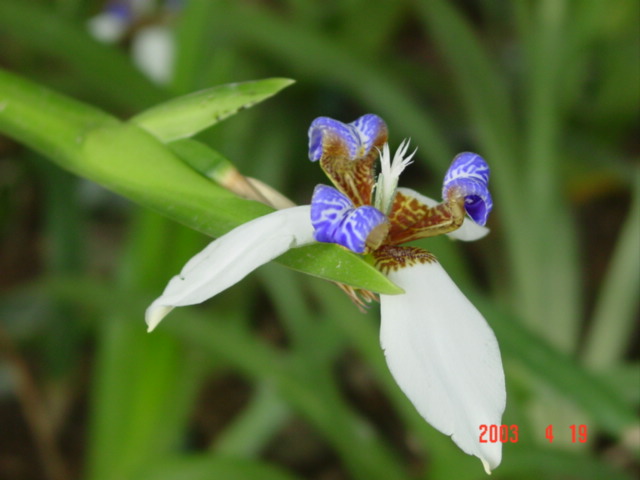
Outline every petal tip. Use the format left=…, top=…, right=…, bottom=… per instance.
left=145, top=304, right=174, bottom=332
left=481, top=459, right=493, bottom=475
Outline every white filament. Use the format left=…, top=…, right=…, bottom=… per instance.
left=374, top=140, right=416, bottom=214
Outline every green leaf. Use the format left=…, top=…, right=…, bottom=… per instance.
left=139, top=456, right=301, bottom=480
left=131, top=78, right=295, bottom=142
left=0, top=68, right=118, bottom=163
left=583, top=169, right=640, bottom=369
left=0, top=69, right=400, bottom=295
left=168, top=138, right=236, bottom=182
left=279, top=243, right=403, bottom=294
left=87, top=319, right=202, bottom=480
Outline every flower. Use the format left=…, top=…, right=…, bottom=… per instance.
left=146, top=114, right=506, bottom=474
left=87, top=0, right=178, bottom=84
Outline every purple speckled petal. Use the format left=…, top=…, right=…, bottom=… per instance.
left=443, top=153, right=492, bottom=226
left=308, top=114, right=386, bottom=162
left=311, top=184, right=386, bottom=253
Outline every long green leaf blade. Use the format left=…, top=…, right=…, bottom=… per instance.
left=131, top=79, right=295, bottom=142
left=139, top=456, right=300, bottom=480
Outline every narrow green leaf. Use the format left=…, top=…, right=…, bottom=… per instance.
left=88, top=319, right=202, bottom=480
left=139, top=456, right=300, bottom=480
left=583, top=169, right=640, bottom=369
left=131, top=78, right=295, bottom=142
left=279, top=244, right=403, bottom=294
left=0, top=68, right=118, bottom=162
left=215, top=384, right=290, bottom=457
left=168, top=138, right=236, bottom=182
left=87, top=214, right=204, bottom=480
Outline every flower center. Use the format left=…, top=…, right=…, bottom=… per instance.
left=308, top=114, right=493, bottom=255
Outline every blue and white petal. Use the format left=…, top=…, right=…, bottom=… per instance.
left=310, top=185, right=354, bottom=243
left=396, top=187, right=489, bottom=241
left=351, top=114, right=387, bottom=158
left=146, top=206, right=315, bottom=331
left=308, top=114, right=386, bottom=162
left=443, top=152, right=493, bottom=226
left=379, top=258, right=506, bottom=473
left=311, top=185, right=386, bottom=253
left=87, top=4, right=132, bottom=43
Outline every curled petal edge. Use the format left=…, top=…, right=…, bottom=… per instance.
left=146, top=206, right=315, bottom=331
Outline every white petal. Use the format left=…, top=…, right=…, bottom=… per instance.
left=87, top=13, right=128, bottom=43
left=380, top=260, right=506, bottom=473
left=146, top=206, right=315, bottom=331
left=132, top=26, right=175, bottom=84
left=396, top=187, right=489, bottom=241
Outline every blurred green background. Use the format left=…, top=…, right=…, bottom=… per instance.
left=0, top=0, right=638, bottom=479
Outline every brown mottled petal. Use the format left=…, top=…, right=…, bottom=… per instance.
left=372, top=245, right=437, bottom=274
left=386, top=190, right=466, bottom=245
left=319, top=125, right=388, bottom=206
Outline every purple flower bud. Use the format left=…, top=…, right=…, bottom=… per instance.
left=308, top=114, right=386, bottom=162
left=311, top=185, right=387, bottom=253
left=443, top=152, right=493, bottom=226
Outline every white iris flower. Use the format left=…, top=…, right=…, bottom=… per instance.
left=146, top=114, right=505, bottom=474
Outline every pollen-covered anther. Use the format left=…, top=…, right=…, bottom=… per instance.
left=372, top=245, right=437, bottom=275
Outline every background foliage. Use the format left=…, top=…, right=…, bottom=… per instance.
left=0, top=1, right=638, bottom=479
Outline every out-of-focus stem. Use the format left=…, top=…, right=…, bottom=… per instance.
left=0, top=326, right=70, bottom=480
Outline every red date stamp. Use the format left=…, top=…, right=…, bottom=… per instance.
left=545, top=424, right=588, bottom=443
left=479, top=424, right=519, bottom=443
left=479, top=424, right=589, bottom=443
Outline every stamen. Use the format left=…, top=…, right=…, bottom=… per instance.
left=374, top=139, right=416, bottom=214
left=335, top=282, right=379, bottom=313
